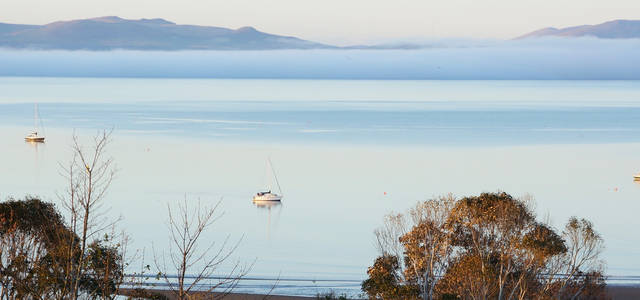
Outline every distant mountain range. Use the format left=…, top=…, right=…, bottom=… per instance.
left=517, top=20, right=640, bottom=39
left=1, top=17, right=640, bottom=50
left=0, top=16, right=334, bottom=50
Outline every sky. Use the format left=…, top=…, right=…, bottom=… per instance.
left=1, top=0, right=640, bottom=45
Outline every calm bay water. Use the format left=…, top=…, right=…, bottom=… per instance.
left=1, top=78, right=640, bottom=296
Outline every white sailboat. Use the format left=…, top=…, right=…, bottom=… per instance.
left=253, top=158, right=283, bottom=202
left=25, top=103, right=45, bottom=143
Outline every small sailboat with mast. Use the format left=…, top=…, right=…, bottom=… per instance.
left=25, top=103, right=45, bottom=143
left=253, top=158, right=283, bottom=202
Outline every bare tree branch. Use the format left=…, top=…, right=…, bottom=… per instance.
left=154, top=197, right=252, bottom=300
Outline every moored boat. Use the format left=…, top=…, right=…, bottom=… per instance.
left=253, top=158, right=283, bottom=202
left=25, top=103, right=45, bottom=143
left=253, top=191, right=283, bottom=202
left=25, top=132, right=45, bottom=143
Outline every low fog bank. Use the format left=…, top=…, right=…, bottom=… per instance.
left=1, top=38, right=639, bottom=79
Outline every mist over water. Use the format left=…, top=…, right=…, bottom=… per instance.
left=1, top=38, right=640, bottom=79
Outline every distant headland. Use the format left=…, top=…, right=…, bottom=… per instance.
left=0, top=16, right=334, bottom=50
left=1, top=17, right=640, bottom=51
left=517, top=19, right=640, bottom=39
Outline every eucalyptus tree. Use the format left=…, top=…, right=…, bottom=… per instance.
left=362, top=192, right=606, bottom=300
left=441, top=192, right=567, bottom=300
left=372, top=195, right=456, bottom=300
left=362, top=254, right=420, bottom=300
left=0, top=196, right=125, bottom=300
left=0, top=197, right=75, bottom=299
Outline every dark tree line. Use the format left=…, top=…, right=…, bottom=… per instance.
left=363, top=192, right=607, bottom=300
left=0, top=197, right=123, bottom=300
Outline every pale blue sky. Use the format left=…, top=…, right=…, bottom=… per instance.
left=1, top=0, right=639, bottom=45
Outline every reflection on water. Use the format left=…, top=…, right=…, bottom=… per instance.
left=24, top=139, right=47, bottom=184
left=253, top=200, right=282, bottom=240
left=26, top=140, right=45, bottom=161
left=26, top=140, right=45, bottom=149
left=253, top=200, right=282, bottom=209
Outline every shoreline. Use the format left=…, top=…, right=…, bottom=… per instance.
left=119, top=288, right=317, bottom=299
left=120, top=285, right=640, bottom=300
left=607, top=285, right=640, bottom=300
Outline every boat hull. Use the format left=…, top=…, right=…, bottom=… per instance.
left=252, top=194, right=282, bottom=202
left=25, top=137, right=45, bottom=143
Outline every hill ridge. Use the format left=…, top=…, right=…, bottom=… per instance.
left=0, top=16, right=334, bottom=50
left=517, top=19, right=640, bottom=39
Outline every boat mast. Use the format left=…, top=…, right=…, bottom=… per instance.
left=264, top=159, right=271, bottom=191
left=268, top=158, right=283, bottom=194
left=34, top=103, right=38, bottom=132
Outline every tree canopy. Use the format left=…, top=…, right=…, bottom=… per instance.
left=0, top=197, right=124, bottom=300
left=363, top=192, right=606, bottom=300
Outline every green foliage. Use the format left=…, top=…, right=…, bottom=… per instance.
left=362, top=254, right=420, bottom=300
left=84, top=241, right=125, bottom=299
left=0, top=197, right=125, bottom=299
left=0, top=196, right=77, bottom=298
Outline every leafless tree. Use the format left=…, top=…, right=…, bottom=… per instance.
left=374, top=212, right=408, bottom=260
left=57, top=130, right=119, bottom=300
left=154, top=197, right=251, bottom=300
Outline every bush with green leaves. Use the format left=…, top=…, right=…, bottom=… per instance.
left=0, top=197, right=124, bottom=300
